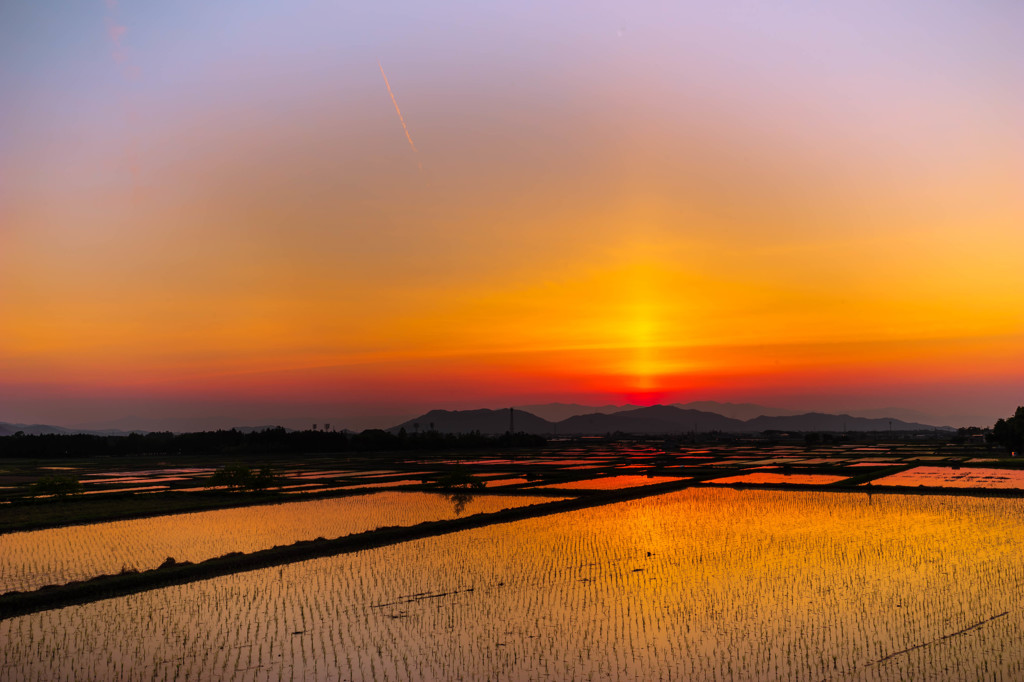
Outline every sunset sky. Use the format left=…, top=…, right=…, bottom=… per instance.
left=2, top=1, right=1022, bottom=429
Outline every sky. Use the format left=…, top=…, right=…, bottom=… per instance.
left=2, top=0, right=1022, bottom=430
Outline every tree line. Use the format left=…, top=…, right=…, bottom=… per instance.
left=0, top=427, right=546, bottom=459
left=993, top=407, right=1024, bottom=454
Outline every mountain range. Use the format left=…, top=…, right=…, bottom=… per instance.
left=0, top=422, right=287, bottom=437
left=515, top=401, right=803, bottom=422
left=0, top=422, right=142, bottom=437
left=389, top=404, right=952, bottom=435
left=1, top=402, right=958, bottom=438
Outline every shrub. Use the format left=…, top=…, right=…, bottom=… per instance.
left=32, top=475, right=82, bottom=498
left=206, top=464, right=279, bottom=492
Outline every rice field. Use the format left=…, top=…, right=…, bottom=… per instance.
left=849, top=462, right=905, bottom=467
left=869, top=466, right=1024, bottom=490
left=709, top=472, right=849, bottom=485
left=798, top=458, right=851, bottom=465
left=530, top=475, right=689, bottom=490
left=335, top=479, right=426, bottom=490
left=0, top=492, right=560, bottom=594
left=2, top=441, right=1008, bottom=507
left=4, top=488, right=1024, bottom=680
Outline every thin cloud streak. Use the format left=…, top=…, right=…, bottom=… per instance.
left=378, top=60, right=422, bottom=171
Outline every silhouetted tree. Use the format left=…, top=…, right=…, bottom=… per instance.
left=429, top=466, right=485, bottom=515
left=993, top=407, right=1024, bottom=454
left=206, top=464, right=278, bottom=491
left=249, top=466, right=279, bottom=491
left=32, top=475, right=81, bottom=498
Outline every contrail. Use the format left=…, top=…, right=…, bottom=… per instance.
left=378, top=61, right=422, bottom=170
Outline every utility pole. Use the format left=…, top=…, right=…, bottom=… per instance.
left=509, top=407, right=515, bottom=434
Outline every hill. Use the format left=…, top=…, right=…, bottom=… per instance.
left=513, top=403, right=641, bottom=422
left=388, top=409, right=554, bottom=436
left=558, top=406, right=745, bottom=434
left=390, top=405, right=951, bottom=435
left=0, top=422, right=141, bottom=437
left=745, top=413, right=945, bottom=432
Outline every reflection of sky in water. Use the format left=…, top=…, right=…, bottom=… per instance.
left=870, top=466, right=1024, bottom=489
left=8, top=489, right=1024, bottom=680
left=710, top=472, right=848, bottom=485
left=533, top=475, right=689, bottom=490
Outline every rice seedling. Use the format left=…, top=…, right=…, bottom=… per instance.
left=0, top=492, right=559, bottom=593
left=3, top=489, right=1024, bottom=680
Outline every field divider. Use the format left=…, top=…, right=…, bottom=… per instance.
left=0, top=479, right=694, bottom=622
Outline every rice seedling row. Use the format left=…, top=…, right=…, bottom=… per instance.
left=0, top=492, right=558, bottom=594
left=4, top=489, right=1024, bottom=680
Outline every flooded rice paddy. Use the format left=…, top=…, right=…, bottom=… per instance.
left=530, top=475, right=689, bottom=490
left=0, top=492, right=559, bottom=594
left=869, top=466, right=1024, bottom=490
left=709, top=472, right=850, bottom=485
left=3, top=441, right=1016, bottom=506
left=4, top=488, right=1024, bottom=680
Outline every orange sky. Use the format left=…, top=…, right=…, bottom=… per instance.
left=2, top=1, right=1022, bottom=428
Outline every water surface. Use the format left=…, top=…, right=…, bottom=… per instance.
left=0, top=492, right=559, bottom=593
left=5, top=489, right=1024, bottom=680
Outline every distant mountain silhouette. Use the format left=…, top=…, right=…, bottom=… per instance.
left=389, top=409, right=554, bottom=435
left=671, top=401, right=802, bottom=420
left=514, top=403, right=641, bottom=422
left=390, top=405, right=951, bottom=435
left=0, top=422, right=142, bottom=437
left=0, top=421, right=298, bottom=437
left=558, top=406, right=745, bottom=434
left=515, top=401, right=963, bottom=429
left=839, top=407, right=955, bottom=429
left=2, top=405, right=952, bottom=440
left=518, top=401, right=804, bottom=422
left=745, top=413, right=943, bottom=432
